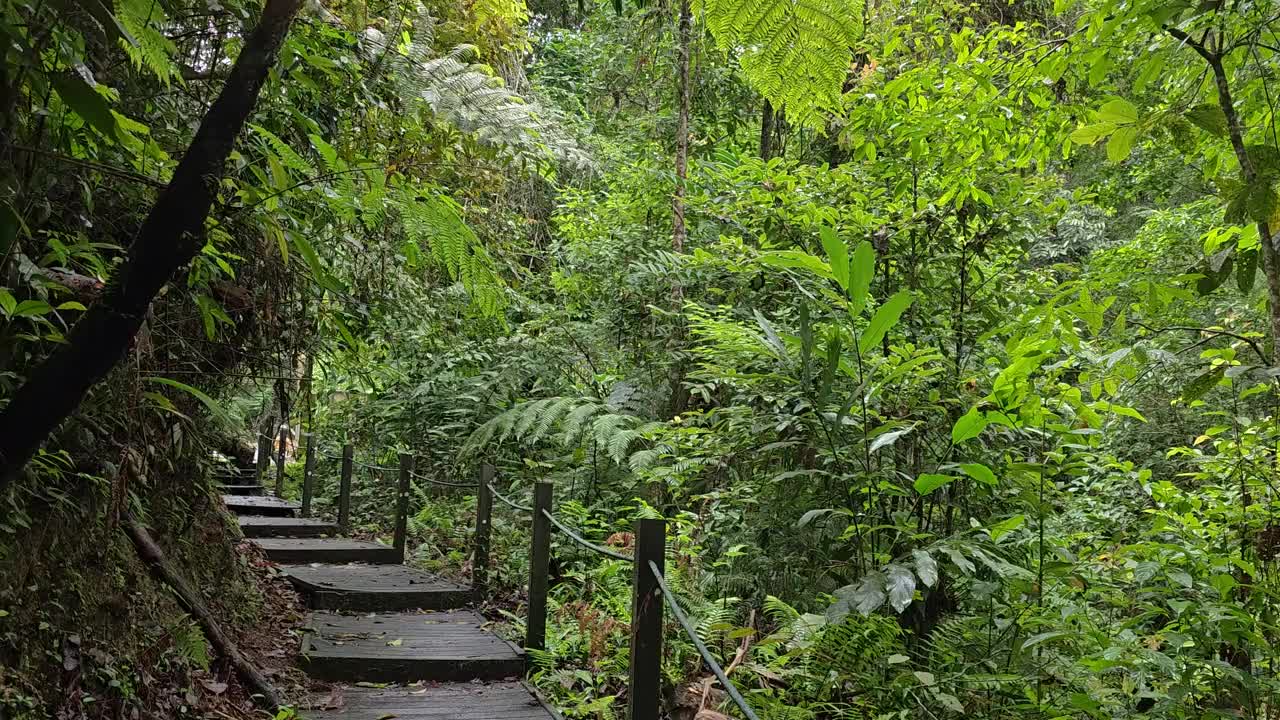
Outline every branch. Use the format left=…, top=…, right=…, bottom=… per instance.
left=122, top=513, right=282, bottom=710
left=1131, top=321, right=1270, bottom=364
left=1166, top=25, right=1218, bottom=62
left=12, top=146, right=168, bottom=189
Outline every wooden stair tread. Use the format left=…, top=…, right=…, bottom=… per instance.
left=222, top=494, right=299, bottom=516
left=303, top=682, right=557, bottom=719
left=239, top=516, right=338, bottom=538
left=283, top=564, right=471, bottom=611
left=253, top=537, right=399, bottom=564
left=301, top=611, right=524, bottom=682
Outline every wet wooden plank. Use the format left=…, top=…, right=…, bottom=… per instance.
left=301, top=610, right=525, bottom=683
left=303, top=682, right=560, bottom=719
left=283, top=564, right=472, bottom=611
left=222, top=494, right=299, bottom=517
left=253, top=538, right=399, bottom=564
left=221, top=483, right=264, bottom=496
left=238, top=516, right=339, bottom=538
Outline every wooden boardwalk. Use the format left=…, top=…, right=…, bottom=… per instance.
left=222, top=467, right=557, bottom=719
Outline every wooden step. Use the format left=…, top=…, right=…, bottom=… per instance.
left=222, top=494, right=299, bottom=517
left=301, top=610, right=525, bottom=683
left=239, top=517, right=338, bottom=538
left=303, top=681, right=558, bottom=719
left=283, top=564, right=472, bottom=611
left=221, top=483, right=264, bottom=496
left=253, top=538, right=399, bottom=564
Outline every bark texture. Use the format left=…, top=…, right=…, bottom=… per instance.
left=0, top=0, right=304, bottom=480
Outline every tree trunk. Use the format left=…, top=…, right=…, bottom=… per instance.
left=672, top=0, right=692, bottom=261
left=0, top=0, right=304, bottom=481
left=759, top=99, right=775, bottom=160
left=1170, top=27, right=1280, bottom=363
left=666, top=0, right=694, bottom=417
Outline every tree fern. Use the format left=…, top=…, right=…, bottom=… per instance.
left=367, top=22, right=592, bottom=171
left=463, top=394, right=655, bottom=461
left=699, top=0, right=863, bottom=128
left=398, top=190, right=506, bottom=317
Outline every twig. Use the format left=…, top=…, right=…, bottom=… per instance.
left=1131, top=321, right=1270, bottom=364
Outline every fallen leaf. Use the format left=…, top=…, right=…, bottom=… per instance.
left=201, top=681, right=228, bottom=694
left=387, top=638, right=403, bottom=647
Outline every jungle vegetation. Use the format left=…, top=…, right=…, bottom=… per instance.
left=3, top=0, right=1280, bottom=717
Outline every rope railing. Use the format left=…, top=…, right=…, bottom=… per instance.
left=291, top=438, right=760, bottom=720
left=409, top=468, right=474, bottom=488
left=541, top=508, right=632, bottom=562
left=486, top=483, right=533, bottom=513
left=648, top=559, right=762, bottom=720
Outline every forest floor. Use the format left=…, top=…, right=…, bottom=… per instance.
left=201, top=541, right=317, bottom=718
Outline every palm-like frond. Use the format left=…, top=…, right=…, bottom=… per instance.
left=700, top=0, right=863, bottom=127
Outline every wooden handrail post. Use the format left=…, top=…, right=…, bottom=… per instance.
left=395, top=453, right=413, bottom=563
left=274, top=422, right=288, bottom=497
left=300, top=434, right=316, bottom=517
left=254, top=429, right=271, bottom=488
left=527, top=481, right=553, bottom=652
left=474, top=463, right=494, bottom=598
left=338, top=443, right=353, bottom=530
left=629, top=517, right=666, bottom=720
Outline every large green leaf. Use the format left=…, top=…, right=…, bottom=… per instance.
left=51, top=71, right=121, bottom=140
left=951, top=406, right=988, bottom=443
left=914, top=473, right=957, bottom=496
left=849, top=239, right=875, bottom=317
left=886, top=564, right=916, bottom=613
left=1097, top=98, right=1138, bottom=124
left=1186, top=103, right=1228, bottom=137
left=758, top=250, right=833, bottom=281
left=819, top=226, right=848, bottom=291
left=858, top=291, right=913, bottom=354
left=145, top=378, right=228, bottom=421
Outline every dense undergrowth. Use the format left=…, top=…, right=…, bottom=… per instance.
left=6, top=0, right=1280, bottom=717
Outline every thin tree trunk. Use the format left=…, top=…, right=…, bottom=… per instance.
left=122, top=513, right=283, bottom=710
left=0, top=0, right=304, bottom=481
left=672, top=0, right=692, bottom=261
left=1169, top=27, right=1280, bottom=363
left=666, top=0, right=694, bottom=417
left=759, top=99, right=774, bottom=160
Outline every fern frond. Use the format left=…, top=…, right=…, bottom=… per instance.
left=116, top=0, right=179, bottom=84
left=700, top=0, right=863, bottom=128
left=251, top=124, right=315, bottom=174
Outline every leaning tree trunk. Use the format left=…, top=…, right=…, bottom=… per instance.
left=0, top=0, right=304, bottom=482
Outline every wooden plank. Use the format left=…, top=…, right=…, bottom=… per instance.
left=282, top=564, right=472, bottom=611
left=238, top=516, right=338, bottom=538
left=222, top=494, right=299, bottom=517
left=252, top=537, right=398, bottom=564
left=301, top=610, right=525, bottom=683
left=302, top=682, right=560, bottom=719
left=221, top=483, right=264, bottom=496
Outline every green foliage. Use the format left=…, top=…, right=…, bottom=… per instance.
left=700, top=0, right=863, bottom=127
